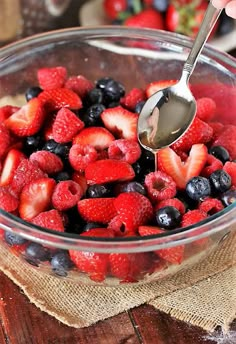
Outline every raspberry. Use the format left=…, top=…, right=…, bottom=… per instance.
left=31, top=209, right=64, bottom=232
left=52, top=180, right=83, bottom=211
left=199, top=197, right=224, bottom=215
left=69, top=144, right=98, bottom=172
left=144, top=171, right=176, bottom=202
left=196, top=97, right=216, bottom=122
left=155, top=198, right=185, bottom=214
left=108, top=215, right=126, bottom=237
left=208, top=122, right=224, bottom=141
left=120, top=88, right=146, bottom=111
left=0, top=123, right=11, bottom=159
left=181, top=209, right=207, bottom=228
left=0, top=186, right=19, bottom=212
left=52, top=108, right=84, bottom=143
left=213, top=125, right=236, bottom=160
left=201, top=154, right=223, bottom=178
left=29, top=150, right=63, bottom=175
left=65, top=75, right=94, bottom=98
left=37, top=66, right=67, bottom=90
left=223, top=162, right=236, bottom=187
left=72, top=172, right=88, bottom=196
left=108, top=139, right=141, bottom=164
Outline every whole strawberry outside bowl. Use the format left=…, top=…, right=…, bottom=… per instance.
left=0, top=27, right=235, bottom=286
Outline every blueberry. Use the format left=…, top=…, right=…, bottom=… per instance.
left=155, top=206, right=181, bottom=229
left=209, top=146, right=230, bottom=164
left=4, top=232, right=27, bottom=246
left=25, top=86, right=42, bottom=101
left=132, top=161, right=152, bottom=184
left=220, top=190, right=236, bottom=207
left=209, top=170, right=231, bottom=193
left=86, top=184, right=112, bottom=198
left=86, top=88, right=104, bottom=105
left=43, top=139, right=70, bottom=161
left=51, top=251, right=73, bottom=277
left=135, top=101, right=145, bottom=114
left=186, top=176, right=211, bottom=201
left=23, top=135, right=45, bottom=155
left=25, top=242, right=51, bottom=266
left=96, top=77, right=113, bottom=89
left=102, top=79, right=125, bottom=102
left=87, top=104, right=105, bottom=119
left=65, top=207, right=86, bottom=234
left=120, top=181, right=146, bottom=195
left=152, top=0, right=169, bottom=12
left=53, top=171, right=71, bottom=183
left=140, top=148, right=155, bottom=167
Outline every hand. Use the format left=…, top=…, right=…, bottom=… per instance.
left=212, top=0, right=236, bottom=18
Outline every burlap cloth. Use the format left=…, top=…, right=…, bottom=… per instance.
left=0, top=232, right=235, bottom=333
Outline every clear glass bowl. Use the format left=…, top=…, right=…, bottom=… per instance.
left=0, top=27, right=235, bottom=286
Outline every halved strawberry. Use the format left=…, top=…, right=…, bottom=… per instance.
left=4, top=98, right=45, bottom=137
left=138, top=226, right=184, bottom=264
left=0, top=123, right=11, bottom=159
left=101, top=106, right=138, bottom=141
left=19, top=177, right=56, bottom=221
left=85, top=159, right=135, bottom=185
left=0, top=186, right=19, bottom=212
left=37, top=66, right=67, bottom=90
left=0, top=105, right=20, bottom=122
left=38, top=88, right=82, bottom=111
left=145, top=80, right=177, bottom=98
left=77, top=198, right=117, bottom=224
left=73, top=127, right=115, bottom=150
left=158, top=144, right=208, bottom=189
left=0, top=149, right=26, bottom=186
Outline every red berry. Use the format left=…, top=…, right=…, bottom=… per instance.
left=124, top=8, right=164, bottom=30
left=108, top=139, right=141, bottom=164
left=73, top=127, right=115, bottom=151
left=85, top=159, right=135, bottom=185
left=0, top=123, right=11, bottom=159
left=181, top=210, right=207, bottom=228
left=114, top=192, right=153, bottom=232
left=52, top=180, right=83, bottom=211
left=201, top=154, right=223, bottom=178
left=0, top=149, right=25, bottom=187
left=31, top=209, right=64, bottom=232
left=208, top=122, right=224, bottom=141
left=120, top=88, right=146, bottom=111
left=19, top=177, right=56, bottom=221
left=37, top=66, right=67, bottom=90
left=103, top=0, right=127, bottom=20
left=199, top=197, right=224, bottom=215
left=145, top=80, right=177, bottom=98
left=29, top=150, right=63, bottom=175
left=38, top=88, right=82, bottom=111
left=78, top=198, right=117, bottom=224
left=65, top=75, right=94, bottom=98
left=0, top=186, right=19, bottom=212
left=72, top=172, right=88, bottom=196
left=155, top=198, right=185, bottom=215
left=223, top=162, right=236, bottom=187
left=0, top=105, right=20, bottom=122
left=144, top=171, right=176, bottom=202
left=213, top=125, right=236, bottom=160
left=69, top=144, right=98, bottom=172
left=196, top=97, right=216, bottom=122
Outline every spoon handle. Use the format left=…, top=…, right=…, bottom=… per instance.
left=181, top=1, right=222, bottom=83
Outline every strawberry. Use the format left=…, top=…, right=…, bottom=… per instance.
left=0, top=105, right=20, bottom=122
left=155, top=198, right=186, bottom=215
left=72, top=172, right=88, bottom=196
left=69, top=144, right=98, bottom=172
left=65, top=75, right=94, bottom=98
left=144, top=171, right=177, bottom=202
left=19, top=177, right=56, bottom=221
left=145, top=80, right=177, bottom=98
left=158, top=144, right=208, bottom=189
left=85, top=159, right=135, bottom=185
left=31, top=209, right=64, bottom=232
left=103, top=0, right=127, bottom=20
left=69, top=228, right=114, bottom=282
left=0, top=149, right=26, bottom=187
left=181, top=209, right=208, bottom=246
left=52, top=180, right=83, bottom=211
left=0, top=186, right=19, bottom=212
left=138, top=226, right=184, bottom=264
left=212, top=125, right=236, bottom=160
left=38, top=88, right=82, bottom=111
left=196, top=97, right=216, bottom=122
left=37, top=66, right=67, bottom=90
left=11, top=159, right=47, bottom=195
left=114, top=192, right=153, bottom=232
left=52, top=108, right=84, bottom=143
left=29, top=150, right=63, bottom=175
left=108, top=139, right=141, bottom=164
left=4, top=98, right=45, bottom=137
left=120, top=88, right=146, bottom=111
left=171, top=117, right=213, bottom=153
left=0, top=123, right=11, bottom=159
left=223, top=162, right=236, bottom=187
left=77, top=198, right=117, bottom=224
left=124, top=8, right=164, bottom=30
left=101, top=106, right=138, bottom=141
left=199, top=197, right=224, bottom=215
left=73, top=127, right=115, bottom=151
left=109, top=252, right=151, bottom=282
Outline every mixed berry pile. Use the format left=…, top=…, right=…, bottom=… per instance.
left=0, top=66, right=235, bottom=283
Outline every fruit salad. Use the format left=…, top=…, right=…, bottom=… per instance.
left=0, top=66, right=235, bottom=284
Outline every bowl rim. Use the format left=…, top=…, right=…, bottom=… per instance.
left=0, top=26, right=235, bottom=253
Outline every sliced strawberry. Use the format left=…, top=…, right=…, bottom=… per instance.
left=37, top=66, right=67, bottom=90
left=4, top=98, right=45, bottom=137
left=0, top=186, right=19, bottom=212
left=138, top=226, right=184, bottom=264
left=85, top=159, right=135, bottom=185
left=0, top=123, right=11, bottom=159
left=145, top=80, right=177, bottom=98
left=101, top=106, right=138, bottom=141
left=72, top=172, right=88, bottom=196
left=181, top=210, right=208, bottom=246
left=38, top=88, right=82, bottom=111
left=65, top=75, right=94, bottom=98
left=0, top=105, right=20, bottom=122
left=31, top=209, right=64, bottom=232
left=77, top=198, right=117, bottom=224
left=19, top=177, right=56, bottom=221
left=0, top=149, right=26, bottom=186
left=29, top=150, right=63, bottom=175
left=158, top=144, right=208, bottom=189
left=73, top=127, right=115, bottom=151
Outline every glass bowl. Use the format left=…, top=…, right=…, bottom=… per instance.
left=0, top=27, right=235, bottom=286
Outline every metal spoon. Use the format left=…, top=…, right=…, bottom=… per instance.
left=138, top=1, right=222, bottom=152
